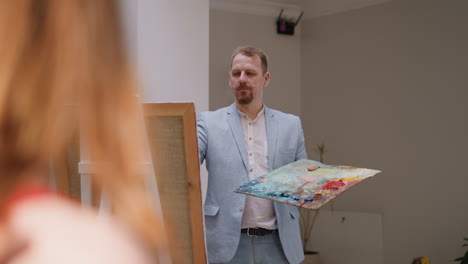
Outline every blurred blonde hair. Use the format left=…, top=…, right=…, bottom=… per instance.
left=0, top=0, right=163, bottom=248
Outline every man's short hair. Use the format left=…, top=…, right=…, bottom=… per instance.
left=231, top=46, right=268, bottom=74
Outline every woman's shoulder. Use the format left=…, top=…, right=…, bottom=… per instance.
left=6, top=191, right=155, bottom=264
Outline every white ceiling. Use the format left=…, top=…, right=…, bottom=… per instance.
left=210, top=0, right=392, bottom=19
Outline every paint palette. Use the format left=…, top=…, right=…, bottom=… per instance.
left=234, top=159, right=381, bottom=210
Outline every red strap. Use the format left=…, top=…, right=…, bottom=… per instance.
left=3, top=185, right=56, bottom=217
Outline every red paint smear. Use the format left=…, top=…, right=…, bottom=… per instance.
left=321, top=179, right=345, bottom=190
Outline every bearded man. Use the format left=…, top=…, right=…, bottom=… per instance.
left=198, top=46, right=307, bottom=264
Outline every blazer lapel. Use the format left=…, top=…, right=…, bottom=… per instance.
left=265, top=106, right=277, bottom=171
left=226, top=103, right=249, bottom=172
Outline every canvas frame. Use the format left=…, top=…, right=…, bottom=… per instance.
left=143, top=102, right=206, bottom=264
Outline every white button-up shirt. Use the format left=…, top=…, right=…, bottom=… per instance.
left=238, top=107, right=277, bottom=230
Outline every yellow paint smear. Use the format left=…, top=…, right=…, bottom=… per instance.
left=341, top=177, right=362, bottom=182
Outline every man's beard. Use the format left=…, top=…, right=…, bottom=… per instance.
left=235, top=86, right=254, bottom=105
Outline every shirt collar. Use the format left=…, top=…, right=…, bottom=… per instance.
left=238, top=105, right=265, bottom=122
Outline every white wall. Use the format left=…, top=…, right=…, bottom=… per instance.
left=301, top=0, right=468, bottom=263
left=209, top=9, right=301, bottom=116
left=82, top=1, right=210, bottom=206
left=136, top=0, right=209, bottom=112
left=126, top=0, right=210, bottom=198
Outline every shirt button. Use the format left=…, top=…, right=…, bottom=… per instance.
left=239, top=206, right=244, bottom=212
left=249, top=168, right=253, bottom=172
left=249, top=137, right=252, bottom=140
left=249, top=122, right=252, bottom=125
left=249, top=153, right=252, bottom=156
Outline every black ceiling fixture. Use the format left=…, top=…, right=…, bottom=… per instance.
left=276, top=9, right=303, bottom=36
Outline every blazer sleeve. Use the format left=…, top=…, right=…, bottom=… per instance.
left=295, top=117, right=307, bottom=161
left=197, top=112, right=208, bottom=164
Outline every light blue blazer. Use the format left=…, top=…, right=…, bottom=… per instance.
left=198, top=103, right=307, bottom=264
